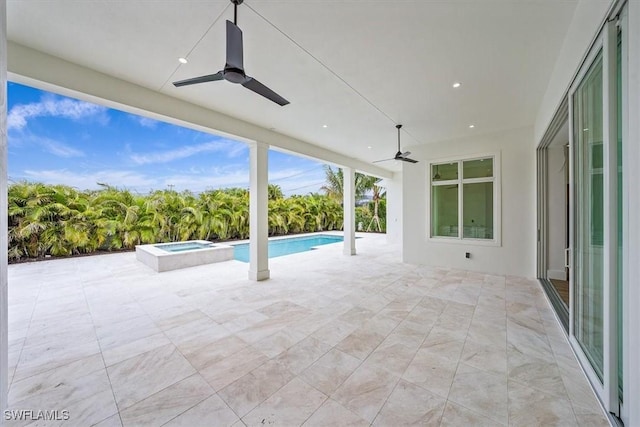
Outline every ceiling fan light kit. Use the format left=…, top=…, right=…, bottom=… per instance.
left=173, top=0, right=289, bottom=106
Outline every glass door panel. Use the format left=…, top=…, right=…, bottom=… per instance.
left=573, top=50, right=604, bottom=381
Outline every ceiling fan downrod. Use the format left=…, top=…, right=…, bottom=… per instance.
left=231, top=0, right=243, bottom=25
left=397, top=124, right=402, bottom=152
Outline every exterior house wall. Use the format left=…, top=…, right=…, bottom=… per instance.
left=533, top=0, right=640, bottom=423
left=384, top=172, right=403, bottom=246
left=535, top=0, right=612, bottom=143
left=401, top=126, right=535, bottom=277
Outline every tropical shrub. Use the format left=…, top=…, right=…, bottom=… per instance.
left=7, top=182, right=350, bottom=261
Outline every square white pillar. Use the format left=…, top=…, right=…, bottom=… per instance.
left=343, top=167, right=356, bottom=255
left=248, top=142, right=270, bottom=281
left=625, top=2, right=640, bottom=424
left=0, top=0, right=8, bottom=414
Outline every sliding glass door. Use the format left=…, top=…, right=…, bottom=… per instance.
left=568, top=6, right=626, bottom=419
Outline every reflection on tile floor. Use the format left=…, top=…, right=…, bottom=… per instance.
left=7, top=234, right=610, bottom=426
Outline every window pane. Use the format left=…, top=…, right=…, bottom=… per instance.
left=463, top=158, right=493, bottom=179
left=573, top=50, right=604, bottom=380
left=463, top=182, right=493, bottom=239
left=432, top=185, right=458, bottom=237
left=431, top=163, right=458, bottom=181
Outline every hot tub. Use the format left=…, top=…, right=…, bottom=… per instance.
left=135, top=240, right=234, bottom=272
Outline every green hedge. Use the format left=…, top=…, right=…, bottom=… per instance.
left=8, top=182, right=348, bottom=261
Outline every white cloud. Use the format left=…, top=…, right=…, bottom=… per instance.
left=8, top=95, right=108, bottom=130
left=16, top=164, right=326, bottom=195
left=21, top=169, right=157, bottom=190
left=130, top=140, right=246, bottom=165
left=134, top=116, right=159, bottom=129
left=33, top=136, right=85, bottom=158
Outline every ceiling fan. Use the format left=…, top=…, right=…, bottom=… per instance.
left=173, top=0, right=289, bottom=106
left=374, top=124, right=418, bottom=164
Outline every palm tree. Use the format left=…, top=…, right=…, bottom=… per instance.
left=366, top=181, right=386, bottom=232
left=321, top=166, right=344, bottom=200
left=321, top=165, right=377, bottom=202
left=7, top=181, right=353, bottom=260
left=8, top=181, right=56, bottom=258
left=268, top=184, right=284, bottom=200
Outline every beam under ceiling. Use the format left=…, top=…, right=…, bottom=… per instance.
left=7, top=41, right=393, bottom=179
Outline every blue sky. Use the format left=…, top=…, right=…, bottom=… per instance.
left=7, top=82, right=328, bottom=196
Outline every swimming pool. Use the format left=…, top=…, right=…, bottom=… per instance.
left=158, top=242, right=213, bottom=252
left=233, top=234, right=344, bottom=262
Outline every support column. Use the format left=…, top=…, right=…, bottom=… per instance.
left=625, top=2, right=640, bottom=424
left=248, top=142, right=270, bottom=281
left=1, top=0, right=8, bottom=415
left=343, top=167, right=356, bottom=255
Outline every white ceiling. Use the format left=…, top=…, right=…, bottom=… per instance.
left=6, top=0, right=578, bottom=172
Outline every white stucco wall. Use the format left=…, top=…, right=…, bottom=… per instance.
left=401, top=126, right=535, bottom=278
left=384, top=172, right=403, bottom=246
left=535, top=0, right=612, bottom=144
left=625, top=2, right=640, bottom=424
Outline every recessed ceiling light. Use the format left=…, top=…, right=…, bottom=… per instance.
left=178, top=57, right=188, bottom=64
left=322, top=124, right=328, bottom=128
left=367, top=146, right=372, bottom=149
left=453, top=82, right=462, bottom=88
left=469, top=124, right=475, bottom=128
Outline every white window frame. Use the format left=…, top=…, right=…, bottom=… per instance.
left=427, top=152, right=501, bottom=247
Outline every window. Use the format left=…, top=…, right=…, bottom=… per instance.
left=430, top=155, right=498, bottom=242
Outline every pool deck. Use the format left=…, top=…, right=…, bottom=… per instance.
left=6, top=233, right=609, bottom=426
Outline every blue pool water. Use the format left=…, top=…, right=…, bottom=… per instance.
left=157, top=242, right=212, bottom=252
left=233, top=235, right=344, bottom=262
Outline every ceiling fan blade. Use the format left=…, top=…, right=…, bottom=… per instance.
left=399, top=157, right=419, bottom=164
left=373, top=158, right=394, bottom=163
left=226, top=20, right=244, bottom=71
left=173, top=71, right=224, bottom=87
left=242, top=77, right=290, bottom=106
left=401, top=151, right=412, bottom=157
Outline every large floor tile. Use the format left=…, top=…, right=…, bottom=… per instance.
left=119, top=374, right=213, bottom=427
left=300, top=348, right=361, bottom=395
left=6, top=235, right=603, bottom=427
left=199, top=346, right=269, bottom=391
left=301, top=399, right=369, bottom=427
left=508, top=380, right=579, bottom=426
left=162, top=394, right=239, bottom=427
left=448, top=363, right=508, bottom=425
left=217, top=359, right=295, bottom=417
left=402, top=348, right=458, bottom=398
left=8, top=354, right=108, bottom=410
left=336, top=327, right=386, bottom=361
left=107, top=343, right=196, bottom=409
left=242, top=378, right=327, bottom=426
left=373, top=379, right=446, bottom=426
left=331, top=364, right=399, bottom=422
left=440, top=401, right=502, bottom=427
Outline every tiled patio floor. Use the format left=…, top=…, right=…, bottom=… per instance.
left=7, top=234, right=609, bottom=426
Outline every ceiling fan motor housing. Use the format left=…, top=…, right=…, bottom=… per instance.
left=224, top=69, right=246, bottom=83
